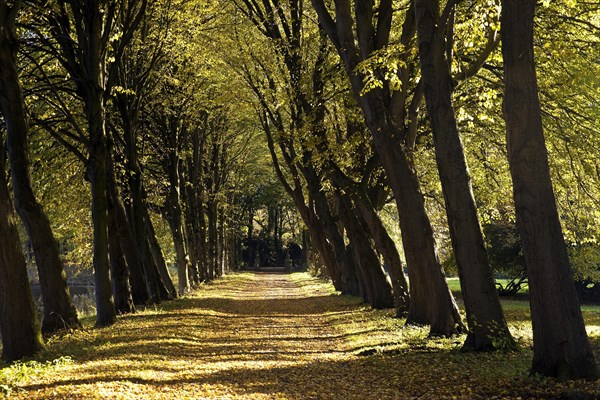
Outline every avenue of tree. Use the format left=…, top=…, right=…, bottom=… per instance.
left=0, top=0, right=598, bottom=382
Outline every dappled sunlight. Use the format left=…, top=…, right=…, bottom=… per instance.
left=4, top=272, right=600, bottom=399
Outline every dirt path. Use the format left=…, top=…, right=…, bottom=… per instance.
left=8, top=272, right=600, bottom=399
left=11, top=273, right=406, bottom=399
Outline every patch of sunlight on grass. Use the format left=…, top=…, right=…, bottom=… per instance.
left=0, top=356, right=73, bottom=397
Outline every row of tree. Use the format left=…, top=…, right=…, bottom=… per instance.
left=226, top=0, right=599, bottom=380
left=0, top=0, right=598, bottom=382
left=0, top=0, right=256, bottom=362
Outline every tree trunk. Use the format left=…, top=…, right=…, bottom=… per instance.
left=217, top=206, right=225, bottom=276
left=144, top=207, right=176, bottom=299
left=108, top=208, right=135, bottom=314
left=180, top=163, right=199, bottom=285
left=353, top=190, right=410, bottom=316
left=197, top=195, right=208, bottom=281
left=167, top=208, right=191, bottom=295
left=0, top=10, right=80, bottom=333
left=128, top=177, right=162, bottom=303
left=88, top=110, right=117, bottom=327
left=313, top=188, right=360, bottom=296
left=207, top=199, right=217, bottom=280
left=311, top=0, right=463, bottom=336
left=415, top=0, right=513, bottom=350
left=0, top=139, right=45, bottom=361
left=109, top=181, right=149, bottom=305
left=106, top=143, right=135, bottom=314
left=374, top=126, right=462, bottom=335
left=301, top=229, right=309, bottom=270
left=338, top=194, right=395, bottom=309
left=182, top=174, right=200, bottom=285
left=501, top=0, right=597, bottom=379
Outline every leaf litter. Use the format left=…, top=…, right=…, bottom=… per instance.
left=3, top=272, right=600, bottom=399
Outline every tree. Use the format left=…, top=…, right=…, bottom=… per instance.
left=0, top=134, right=44, bottom=361
left=501, top=0, right=597, bottom=379
left=0, top=0, right=80, bottom=333
left=38, top=0, right=148, bottom=326
left=233, top=1, right=397, bottom=307
left=311, top=0, right=463, bottom=335
left=414, top=0, right=513, bottom=350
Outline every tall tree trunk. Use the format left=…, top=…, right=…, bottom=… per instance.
left=106, top=143, right=135, bottom=314
left=415, top=0, right=513, bottom=350
left=353, top=190, right=410, bottom=316
left=144, top=207, right=176, bottom=299
left=181, top=171, right=199, bottom=285
left=109, top=180, right=149, bottom=305
left=0, top=5, right=80, bottom=333
left=375, top=129, right=462, bottom=335
left=88, top=108, right=117, bottom=327
left=166, top=205, right=191, bottom=295
left=84, top=5, right=117, bottom=327
left=196, top=195, right=208, bottom=281
left=313, top=188, right=360, bottom=296
left=207, top=199, right=217, bottom=280
left=106, top=151, right=135, bottom=314
left=0, top=138, right=45, bottom=361
left=217, top=206, right=225, bottom=276
left=301, top=229, right=309, bottom=270
left=501, top=0, right=597, bottom=379
left=338, top=194, right=395, bottom=308
left=108, top=209, right=135, bottom=314
left=128, top=179, right=161, bottom=303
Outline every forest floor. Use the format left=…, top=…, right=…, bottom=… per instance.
left=2, top=272, right=600, bottom=399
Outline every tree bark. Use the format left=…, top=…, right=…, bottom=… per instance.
left=374, top=125, right=463, bottom=335
left=88, top=112, right=117, bottom=327
left=166, top=155, right=191, bottom=294
left=144, top=207, right=176, bottom=299
left=109, top=181, right=149, bottom=305
left=108, top=208, right=135, bottom=314
left=207, top=199, right=218, bottom=280
left=338, top=194, right=395, bottom=309
left=353, top=190, right=410, bottom=315
left=0, top=1, right=80, bottom=333
left=85, top=7, right=117, bottom=325
left=105, top=141, right=135, bottom=314
left=501, top=0, right=597, bottom=379
left=126, top=165, right=165, bottom=303
left=0, top=137, right=45, bottom=361
left=313, top=186, right=361, bottom=296
left=218, top=205, right=226, bottom=276
left=183, top=186, right=201, bottom=284
left=415, top=0, right=513, bottom=350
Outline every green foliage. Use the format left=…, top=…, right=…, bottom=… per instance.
left=355, top=44, right=413, bottom=95
left=0, top=356, right=73, bottom=396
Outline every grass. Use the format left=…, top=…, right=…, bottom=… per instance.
left=1, top=272, right=600, bottom=399
left=446, top=277, right=530, bottom=295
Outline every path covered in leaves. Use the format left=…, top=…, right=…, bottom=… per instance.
left=6, top=272, right=600, bottom=399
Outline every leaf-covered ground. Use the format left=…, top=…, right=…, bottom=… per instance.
left=2, top=272, right=600, bottom=399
